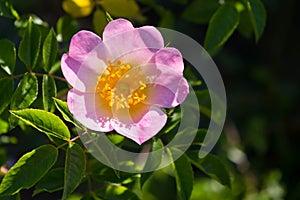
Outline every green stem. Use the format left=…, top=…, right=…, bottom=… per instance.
left=56, top=135, right=81, bottom=149
left=0, top=72, right=67, bottom=82
left=32, top=72, right=67, bottom=82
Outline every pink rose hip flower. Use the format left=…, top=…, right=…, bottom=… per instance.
left=61, top=18, right=189, bottom=144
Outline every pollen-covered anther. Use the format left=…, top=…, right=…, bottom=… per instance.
left=95, top=61, right=148, bottom=110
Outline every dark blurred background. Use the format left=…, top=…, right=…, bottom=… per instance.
left=218, top=0, right=300, bottom=199
left=1, top=0, right=299, bottom=199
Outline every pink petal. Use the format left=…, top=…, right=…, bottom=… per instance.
left=69, top=30, right=102, bottom=64
left=139, top=63, right=189, bottom=107
left=143, top=84, right=175, bottom=108
left=67, top=89, right=113, bottom=132
left=137, top=26, right=164, bottom=50
left=61, top=53, right=107, bottom=92
left=111, top=48, right=158, bottom=68
left=111, top=106, right=167, bottom=145
left=144, top=77, right=189, bottom=108
left=103, top=18, right=134, bottom=41
left=103, top=23, right=164, bottom=63
left=175, top=78, right=189, bottom=105
left=149, top=47, right=184, bottom=74
left=62, top=30, right=110, bottom=92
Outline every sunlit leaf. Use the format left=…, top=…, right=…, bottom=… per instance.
left=107, top=133, right=124, bottom=144
left=0, top=145, right=58, bottom=196
left=10, top=109, right=70, bottom=141
left=0, top=39, right=16, bottom=75
left=53, top=98, right=77, bottom=127
left=96, top=184, right=140, bottom=200
left=43, top=29, right=58, bottom=72
left=14, top=14, right=48, bottom=29
left=14, top=14, right=48, bottom=38
left=10, top=73, right=38, bottom=110
left=0, top=118, right=9, bottom=134
left=204, top=3, right=239, bottom=55
left=187, top=151, right=231, bottom=187
left=18, top=18, right=42, bottom=70
left=42, top=75, right=57, bottom=112
left=0, top=78, right=13, bottom=115
left=34, top=168, right=64, bottom=196
left=0, top=0, right=19, bottom=19
left=62, top=143, right=86, bottom=200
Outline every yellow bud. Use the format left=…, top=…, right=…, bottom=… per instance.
left=62, top=0, right=95, bottom=18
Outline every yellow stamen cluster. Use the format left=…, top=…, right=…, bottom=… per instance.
left=95, top=61, right=148, bottom=110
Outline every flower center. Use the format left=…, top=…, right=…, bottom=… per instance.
left=95, top=61, right=148, bottom=110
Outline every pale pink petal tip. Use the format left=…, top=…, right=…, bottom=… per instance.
left=112, top=106, right=167, bottom=145
left=67, top=89, right=113, bottom=132
left=103, top=18, right=134, bottom=41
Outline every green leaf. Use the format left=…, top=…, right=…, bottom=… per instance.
left=93, top=9, right=108, bottom=35
left=0, top=118, right=9, bottom=134
left=0, top=39, right=16, bottom=75
left=10, top=109, right=70, bottom=140
left=0, top=78, right=13, bottom=115
left=53, top=98, right=77, bottom=126
left=143, top=139, right=164, bottom=171
left=62, top=143, right=86, bottom=200
left=0, top=145, right=58, bottom=196
left=237, top=8, right=254, bottom=39
left=141, top=139, right=164, bottom=187
left=42, top=75, right=57, bottom=112
left=56, top=15, right=79, bottom=42
left=14, top=14, right=48, bottom=37
left=204, top=3, right=239, bottom=55
left=101, top=0, right=140, bottom=19
left=0, top=0, right=19, bottom=19
left=107, top=133, right=124, bottom=144
left=34, top=168, right=64, bottom=196
left=1, top=193, right=20, bottom=200
left=96, top=184, right=140, bottom=200
left=90, top=160, right=134, bottom=184
left=9, top=73, right=38, bottom=127
left=182, top=0, right=220, bottom=24
left=247, top=0, right=266, bottom=42
left=43, top=29, right=58, bottom=72
left=18, top=18, right=42, bottom=70
left=169, top=150, right=193, bottom=200
left=195, top=90, right=211, bottom=119
left=14, top=14, right=48, bottom=29
left=191, top=129, right=207, bottom=147
left=187, top=151, right=231, bottom=187
left=10, top=73, right=38, bottom=110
